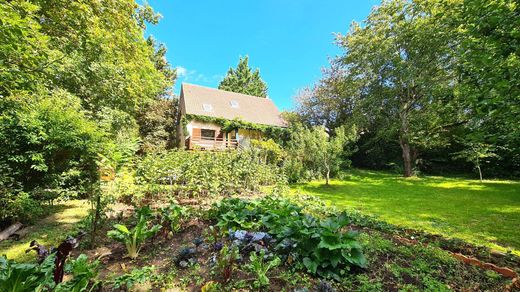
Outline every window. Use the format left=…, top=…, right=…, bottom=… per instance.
left=230, top=100, right=239, bottom=108
left=201, top=129, right=216, bottom=139
left=202, top=103, right=213, bottom=112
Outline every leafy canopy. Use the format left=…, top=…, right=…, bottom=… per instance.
left=218, top=56, right=268, bottom=97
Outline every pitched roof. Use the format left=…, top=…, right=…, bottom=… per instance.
left=181, top=83, right=286, bottom=127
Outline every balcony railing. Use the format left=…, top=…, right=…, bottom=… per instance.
left=187, top=135, right=238, bottom=150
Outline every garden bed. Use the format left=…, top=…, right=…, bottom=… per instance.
left=2, top=195, right=519, bottom=291
left=76, top=198, right=520, bottom=291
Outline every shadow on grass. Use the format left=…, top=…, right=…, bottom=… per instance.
left=0, top=200, right=89, bottom=262
left=291, top=170, right=520, bottom=253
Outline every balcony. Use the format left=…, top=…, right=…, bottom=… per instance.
left=187, top=135, right=239, bottom=150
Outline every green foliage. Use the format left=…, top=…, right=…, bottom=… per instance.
left=112, top=266, right=155, bottom=290
left=294, top=0, right=519, bottom=179
left=160, top=200, right=189, bottom=234
left=451, top=0, right=520, bottom=148
left=55, top=254, right=100, bottom=292
left=136, top=150, right=283, bottom=197
left=137, top=97, right=178, bottom=153
left=218, top=56, right=268, bottom=97
left=107, top=206, right=161, bottom=259
left=245, top=250, right=281, bottom=288
left=0, top=192, right=43, bottom=224
left=210, top=197, right=366, bottom=280
left=250, top=139, right=284, bottom=164
left=0, top=0, right=58, bottom=95
left=215, top=245, right=240, bottom=283
left=0, top=0, right=177, bottom=226
left=185, top=114, right=286, bottom=140
left=284, top=124, right=358, bottom=183
left=453, top=141, right=499, bottom=182
left=0, top=91, right=101, bottom=224
left=0, top=254, right=55, bottom=292
left=0, top=254, right=98, bottom=292
left=201, top=281, right=221, bottom=292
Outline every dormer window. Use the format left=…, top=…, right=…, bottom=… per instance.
left=230, top=100, right=239, bottom=108
left=202, top=103, right=213, bottom=112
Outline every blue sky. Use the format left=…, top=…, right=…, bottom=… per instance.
left=145, top=0, right=380, bottom=110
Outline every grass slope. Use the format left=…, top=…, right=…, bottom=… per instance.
left=291, top=169, right=520, bottom=255
left=0, top=200, right=89, bottom=262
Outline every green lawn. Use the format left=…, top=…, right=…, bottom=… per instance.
left=0, top=200, right=89, bottom=262
left=291, top=169, right=520, bottom=255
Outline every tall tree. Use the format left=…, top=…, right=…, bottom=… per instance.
left=445, top=0, right=520, bottom=176
left=219, top=56, right=268, bottom=97
left=333, top=0, right=457, bottom=177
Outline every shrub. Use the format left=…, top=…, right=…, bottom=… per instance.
left=0, top=91, right=101, bottom=225
left=283, top=124, right=358, bottom=184
left=0, top=191, right=43, bottom=225
left=210, top=197, right=366, bottom=280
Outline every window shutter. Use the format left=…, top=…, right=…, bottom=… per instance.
left=192, top=128, right=201, bottom=137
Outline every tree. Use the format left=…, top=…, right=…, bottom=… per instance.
left=137, top=98, right=178, bottom=153
left=0, top=90, right=102, bottom=214
left=285, top=125, right=358, bottom=184
left=317, top=125, right=358, bottom=185
left=453, top=141, right=499, bottom=182
left=0, top=0, right=175, bottom=226
left=332, top=0, right=456, bottom=177
left=219, top=56, right=268, bottom=97
left=0, top=0, right=59, bottom=95
left=443, top=0, right=520, bottom=176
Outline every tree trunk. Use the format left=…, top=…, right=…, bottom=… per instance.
left=399, top=106, right=413, bottom=177
left=325, top=164, right=330, bottom=185
left=90, top=187, right=101, bottom=248
left=400, top=140, right=413, bottom=177
left=477, top=158, right=483, bottom=182
left=0, top=222, right=22, bottom=241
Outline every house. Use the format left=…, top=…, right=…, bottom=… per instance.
left=177, top=83, right=286, bottom=150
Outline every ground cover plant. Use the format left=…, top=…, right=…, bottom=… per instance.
left=210, top=197, right=368, bottom=279
left=291, top=169, right=520, bottom=255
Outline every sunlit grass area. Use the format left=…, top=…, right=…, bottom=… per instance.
left=291, top=169, right=520, bottom=255
left=0, top=200, right=89, bottom=262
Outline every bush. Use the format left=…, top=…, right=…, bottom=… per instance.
left=210, top=197, right=366, bottom=280
left=0, top=90, right=102, bottom=225
left=0, top=192, right=43, bottom=225
left=136, top=150, right=284, bottom=197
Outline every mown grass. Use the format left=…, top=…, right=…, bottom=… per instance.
left=291, top=169, right=520, bottom=255
left=0, top=200, right=89, bottom=262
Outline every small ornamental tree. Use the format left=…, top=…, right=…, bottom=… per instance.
left=453, top=142, right=499, bottom=182
left=313, top=125, right=358, bottom=185
left=285, top=124, right=358, bottom=184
